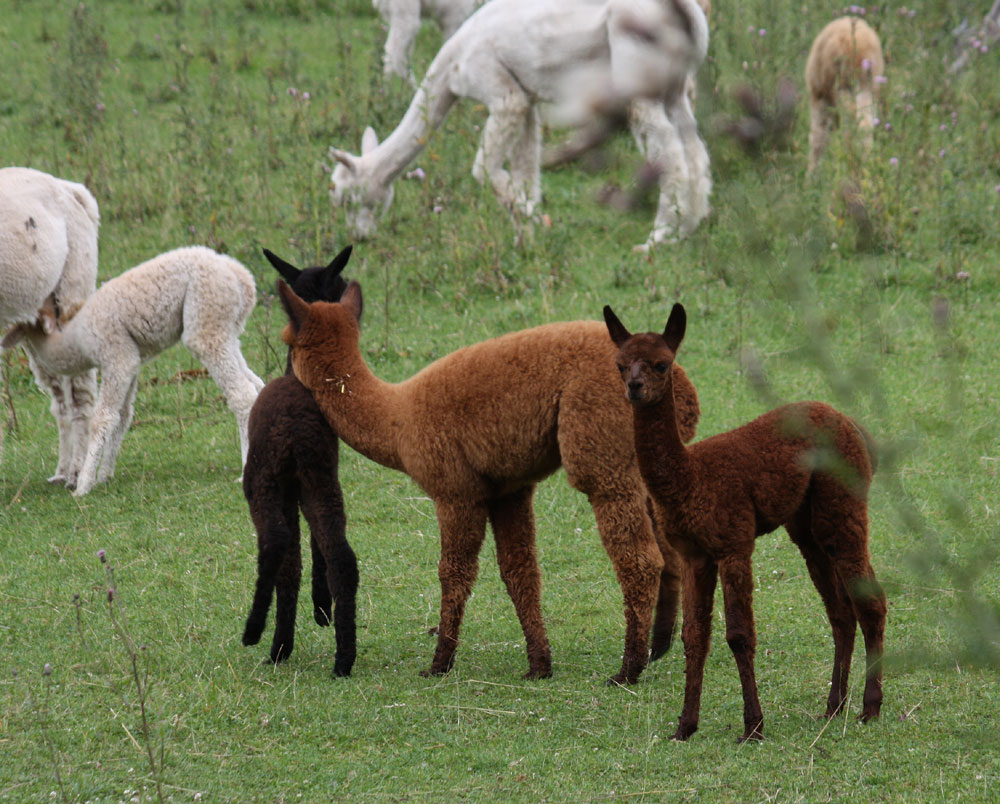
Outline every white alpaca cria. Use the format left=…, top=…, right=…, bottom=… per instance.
left=2, top=246, right=264, bottom=496
left=374, top=0, right=485, bottom=84
left=0, top=166, right=99, bottom=484
left=805, top=16, right=884, bottom=172
left=331, top=0, right=711, bottom=249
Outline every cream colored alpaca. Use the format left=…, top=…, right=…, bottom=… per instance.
left=3, top=246, right=264, bottom=496
left=331, top=0, right=710, bottom=248
left=374, top=0, right=485, bottom=84
left=0, top=167, right=99, bottom=484
left=805, top=16, right=884, bottom=172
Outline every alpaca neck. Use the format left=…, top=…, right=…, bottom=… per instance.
left=306, top=352, right=406, bottom=472
left=632, top=376, right=694, bottom=502
left=26, top=321, right=94, bottom=377
left=365, top=65, right=457, bottom=187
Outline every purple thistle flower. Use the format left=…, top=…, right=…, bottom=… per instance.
left=43, top=663, right=52, bottom=676
left=97, top=549, right=107, bottom=563
left=956, top=271, right=971, bottom=281
left=861, top=58, right=872, bottom=71
left=889, top=156, right=899, bottom=166
left=874, top=74, right=888, bottom=84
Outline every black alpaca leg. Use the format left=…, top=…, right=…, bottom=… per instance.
left=242, top=503, right=296, bottom=650
left=269, top=495, right=303, bottom=663
left=310, top=534, right=333, bottom=627
left=302, top=480, right=358, bottom=677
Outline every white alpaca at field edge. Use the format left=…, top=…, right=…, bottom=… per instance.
left=0, top=166, right=99, bottom=482
left=332, top=0, right=711, bottom=251
left=3, top=246, right=264, bottom=496
left=373, top=0, right=487, bottom=85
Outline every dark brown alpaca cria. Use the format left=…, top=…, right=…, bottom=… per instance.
left=241, top=246, right=359, bottom=676
left=277, top=280, right=701, bottom=683
left=604, top=303, right=886, bottom=741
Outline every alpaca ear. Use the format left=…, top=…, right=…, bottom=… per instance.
left=1, top=325, right=25, bottom=351
left=277, top=279, right=310, bottom=335
left=341, top=281, right=364, bottom=323
left=663, top=303, right=686, bottom=353
left=603, top=305, right=632, bottom=346
left=326, top=244, right=353, bottom=277
left=361, top=126, right=379, bottom=155
left=262, top=248, right=301, bottom=284
left=330, top=147, right=359, bottom=172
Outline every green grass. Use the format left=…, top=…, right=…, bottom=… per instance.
left=2, top=0, right=1000, bottom=801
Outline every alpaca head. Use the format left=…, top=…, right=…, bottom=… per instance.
left=603, top=303, right=686, bottom=407
left=1, top=293, right=61, bottom=350
left=329, top=127, right=393, bottom=241
left=262, top=244, right=355, bottom=305
left=277, top=279, right=365, bottom=389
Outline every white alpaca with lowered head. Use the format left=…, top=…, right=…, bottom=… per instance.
left=3, top=246, right=264, bottom=495
left=0, top=166, right=100, bottom=484
left=331, top=0, right=711, bottom=250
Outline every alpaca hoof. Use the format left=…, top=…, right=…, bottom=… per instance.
left=522, top=665, right=553, bottom=680
left=605, top=671, right=639, bottom=687
left=47, top=473, right=67, bottom=485
left=269, top=642, right=293, bottom=663
left=858, top=707, right=881, bottom=723
left=314, top=606, right=332, bottom=627
left=737, top=730, right=764, bottom=743
left=427, top=625, right=440, bottom=636
left=670, top=724, right=697, bottom=742
left=649, top=639, right=672, bottom=662
left=242, top=624, right=263, bottom=647
left=332, top=664, right=353, bottom=678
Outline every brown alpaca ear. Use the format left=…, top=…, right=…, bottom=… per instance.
left=603, top=305, right=632, bottom=346
left=341, top=281, right=363, bottom=322
left=277, top=279, right=309, bottom=335
left=663, top=303, right=686, bottom=353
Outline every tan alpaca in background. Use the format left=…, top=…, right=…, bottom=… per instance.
left=805, top=16, right=884, bottom=172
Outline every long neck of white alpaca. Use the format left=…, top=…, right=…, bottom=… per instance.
left=632, top=374, right=693, bottom=501
left=365, top=77, right=456, bottom=187
left=310, top=355, right=406, bottom=472
left=26, top=319, right=95, bottom=377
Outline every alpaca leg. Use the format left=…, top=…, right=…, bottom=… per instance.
left=508, top=106, right=542, bottom=219
left=24, top=353, right=76, bottom=484
left=717, top=554, right=764, bottom=742
left=810, top=486, right=886, bottom=722
left=187, top=338, right=263, bottom=467
left=588, top=491, right=664, bottom=684
left=301, top=478, right=358, bottom=677
left=67, top=369, right=97, bottom=485
left=423, top=499, right=488, bottom=676
left=787, top=510, right=858, bottom=718
left=630, top=100, right=689, bottom=250
left=98, top=375, right=138, bottom=484
left=473, top=91, right=535, bottom=236
left=487, top=486, right=552, bottom=680
left=673, top=554, right=717, bottom=741
left=380, top=0, right=421, bottom=83
left=271, top=510, right=303, bottom=663
left=309, top=534, right=333, bottom=627
left=73, top=361, right=138, bottom=496
left=807, top=99, right=834, bottom=173
left=648, top=502, right=683, bottom=661
left=671, top=96, right=712, bottom=237
left=241, top=485, right=299, bottom=660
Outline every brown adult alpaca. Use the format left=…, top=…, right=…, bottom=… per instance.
left=604, top=303, right=886, bottom=741
left=277, top=280, right=701, bottom=683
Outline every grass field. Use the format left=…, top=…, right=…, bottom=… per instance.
left=2, top=0, right=999, bottom=801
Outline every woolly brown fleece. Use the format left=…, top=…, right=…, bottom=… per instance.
left=606, top=302, right=886, bottom=742
left=279, top=281, right=700, bottom=683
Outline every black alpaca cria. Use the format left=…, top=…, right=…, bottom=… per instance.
left=241, top=245, right=361, bottom=676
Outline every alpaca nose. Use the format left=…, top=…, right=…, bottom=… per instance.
left=627, top=379, right=643, bottom=397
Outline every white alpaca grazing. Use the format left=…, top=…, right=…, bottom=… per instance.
left=0, top=166, right=99, bottom=484
left=805, top=16, right=884, bottom=173
left=374, top=0, right=485, bottom=85
left=331, top=0, right=711, bottom=250
left=2, top=246, right=264, bottom=496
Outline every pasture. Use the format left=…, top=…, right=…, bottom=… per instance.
left=1, top=0, right=999, bottom=801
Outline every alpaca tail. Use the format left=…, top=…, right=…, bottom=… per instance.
left=850, top=417, right=879, bottom=475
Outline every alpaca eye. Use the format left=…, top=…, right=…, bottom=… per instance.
left=617, top=364, right=626, bottom=375
left=654, top=363, right=668, bottom=374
